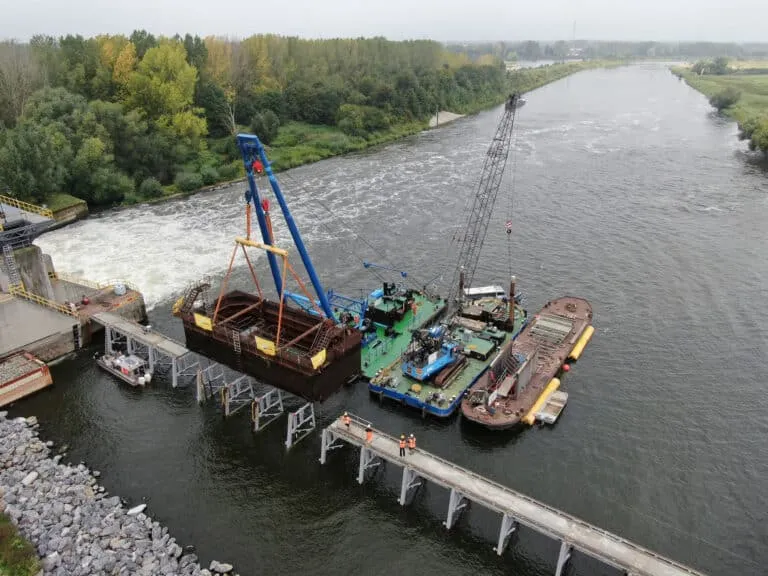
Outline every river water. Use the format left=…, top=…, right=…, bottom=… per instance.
left=21, top=64, right=768, bottom=575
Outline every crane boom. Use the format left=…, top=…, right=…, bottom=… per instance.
left=447, top=94, right=520, bottom=306
left=236, top=133, right=335, bottom=319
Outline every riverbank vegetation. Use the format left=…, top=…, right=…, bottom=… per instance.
left=672, top=60, right=768, bottom=154
left=0, top=34, right=611, bottom=208
left=448, top=40, right=768, bottom=62
left=0, top=512, right=40, bottom=576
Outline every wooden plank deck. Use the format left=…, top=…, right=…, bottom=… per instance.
left=323, top=418, right=706, bottom=576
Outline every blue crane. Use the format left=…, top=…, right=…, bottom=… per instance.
left=236, top=134, right=336, bottom=319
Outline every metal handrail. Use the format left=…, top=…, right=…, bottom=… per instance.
left=8, top=285, right=79, bottom=318
left=0, top=194, right=54, bottom=218
left=54, top=271, right=140, bottom=293
left=331, top=416, right=702, bottom=574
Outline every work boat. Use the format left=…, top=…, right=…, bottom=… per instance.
left=96, top=352, right=153, bottom=387
left=461, top=296, right=594, bottom=429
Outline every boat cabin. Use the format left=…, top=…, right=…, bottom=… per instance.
left=100, top=353, right=152, bottom=386
left=463, top=285, right=506, bottom=300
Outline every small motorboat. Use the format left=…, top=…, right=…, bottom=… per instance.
left=96, top=352, right=153, bottom=387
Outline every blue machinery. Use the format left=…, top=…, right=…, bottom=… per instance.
left=237, top=133, right=404, bottom=339
left=237, top=134, right=336, bottom=319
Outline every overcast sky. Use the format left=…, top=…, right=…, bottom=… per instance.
left=0, top=0, right=762, bottom=42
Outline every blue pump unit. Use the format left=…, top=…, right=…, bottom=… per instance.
left=402, top=341, right=458, bottom=381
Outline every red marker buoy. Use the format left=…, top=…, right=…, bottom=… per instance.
left=562, top=364, right=570, bottom=372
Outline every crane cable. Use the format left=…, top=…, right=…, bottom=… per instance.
left=505, top=105, right=522, bottom=280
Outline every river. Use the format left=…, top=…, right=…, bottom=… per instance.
left=20, top=63, right=768, bottom=575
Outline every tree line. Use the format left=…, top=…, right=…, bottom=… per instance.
left=0, top=33, right=511, bottom=206
left=448, top=41, right=768, bottom=62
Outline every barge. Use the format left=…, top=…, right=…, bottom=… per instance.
left=368, top=286, right=527, bottom=417
left=174, top=133, right=378, bottom=403
left=361, top=283, right=447, bottom=380
left=0, top=351, right=52, bottom=407
left=460, top=296, right=593, bottom=429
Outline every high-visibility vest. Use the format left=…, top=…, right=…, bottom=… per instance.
left=343, top=415, right=351, bottom=425
left=408, top=437, right=416, bottom=449
left=399, top=439, right=406, bottom=448
left=366, top=431, right=373, bottom=441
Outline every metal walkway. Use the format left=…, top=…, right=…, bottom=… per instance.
left=0, top=195, right=55, bottom=248
left=90, top=312, right=199, bottom=387
left=320, top=417, right=706, bottom=576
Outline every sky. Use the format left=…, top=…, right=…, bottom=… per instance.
left=0, top=0, right=763, bottom=43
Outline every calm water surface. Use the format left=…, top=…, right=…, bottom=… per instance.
left=22, top=64, right=768, bottom=575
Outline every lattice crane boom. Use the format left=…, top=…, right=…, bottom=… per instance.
left=447, top=94, right=521, bottom=306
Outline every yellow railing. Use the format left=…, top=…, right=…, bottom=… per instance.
left=53, top=271, right=140, bottom=293
left=8, top=285, right=79, bottom=318
left=0, top=194, right=54, bottom=219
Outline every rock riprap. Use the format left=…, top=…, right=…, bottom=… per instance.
left=0, top=412, right=237, bottom=576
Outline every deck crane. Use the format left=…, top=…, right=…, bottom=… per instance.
left=237, top=133, right=335, bottom=319
left=446, top=93, right=522, bottom=308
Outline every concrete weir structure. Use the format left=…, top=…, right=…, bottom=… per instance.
left=0, top=243, right=147, bottom=363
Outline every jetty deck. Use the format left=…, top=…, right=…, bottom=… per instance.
left=91, top=312, right=187, bottom=358
left=91, top=312, right=197, bottom=387
left=320, top=417, right=706, bottom=576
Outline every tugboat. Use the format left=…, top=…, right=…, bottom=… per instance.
left=96, top=351, right=153, bottom=387
left=461, top=296, right=594, bottom=429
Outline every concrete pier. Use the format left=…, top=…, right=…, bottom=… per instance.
left=0, top=244, right=147, bottom=362
left=320, top=416, right=707, bottom=576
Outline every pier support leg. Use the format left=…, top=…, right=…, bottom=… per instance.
left=398, top=467, right=423, bottom=506
left=554, top=540, right=573, bottom=576
left=171, top=357, right=178, bottom=388
left=357, top=447, right=380, bottom=484
left=251, top=388, right=284, bottom=431
left=493, top=513, right=519, bottom=556
left=105, top=327, right=113, bottom=354
left=319, top=429, right=344, bottom=465
left=444, top=489, right=468, bottom=529
left=285, top=403, right=315, bottom=450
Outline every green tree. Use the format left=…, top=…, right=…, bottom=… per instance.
left=250, top=109, right=279, bottom=144
left=0, top=123, right=72, bottom=202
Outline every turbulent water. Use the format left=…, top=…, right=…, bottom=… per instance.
left=25, top=64, right=768, bottom=576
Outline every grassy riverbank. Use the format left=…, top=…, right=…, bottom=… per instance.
left=672, top=63, right=768, bottom=153
left=0, top=512, right=40, bottom=576
left=135, top=59, right=622, bottom=205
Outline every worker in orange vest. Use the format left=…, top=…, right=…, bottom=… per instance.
left=365, top=425, right=373, bottom=443
left=407, top=434, right=416, bottom=453
left=399, top=434, right=407, bottom=457
left=342, top=412, right=351, bottom=428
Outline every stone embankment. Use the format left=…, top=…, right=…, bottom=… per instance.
left=0, top=413, right=237, bottom=576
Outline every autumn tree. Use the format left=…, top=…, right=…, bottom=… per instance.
left=0, top=41, right=42, bottom=127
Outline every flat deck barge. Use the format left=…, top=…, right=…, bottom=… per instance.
left=461, top=296, right=593, bottom=429
left=361, top=290, right=446, bottom=379
left=0, top=351, right=53, bottom=407
left=369, top=300, right=528, bottom=417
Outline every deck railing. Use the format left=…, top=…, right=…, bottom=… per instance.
left=0, top=194, right=54, bottom=219
left=8, top=285, right=79, bottom=318
left=52, top=271, right=140, bottom=293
